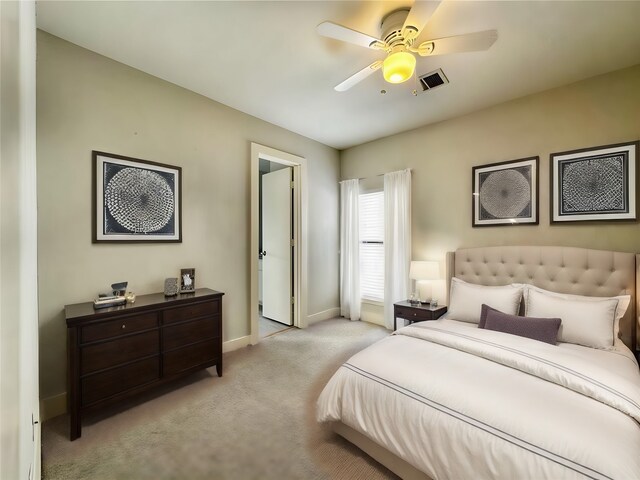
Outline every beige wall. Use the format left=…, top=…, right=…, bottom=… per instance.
left=342, top=64, right=640, bottom=275
left=37, top=31, right=340, bottom=402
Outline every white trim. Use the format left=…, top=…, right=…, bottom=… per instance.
left=361, top=299, right=384, bottom=307
left=18, top=2, right=40, bottom=478
left=223, top=335, right=252, bottom=353
left=362, top=295, right=385, bottom=304
left=250, top=143, right=308, bottom=346
left=307, top=307, right=341, bottom=325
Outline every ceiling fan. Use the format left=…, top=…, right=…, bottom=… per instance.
left=317, top=1, right=498, bottom=92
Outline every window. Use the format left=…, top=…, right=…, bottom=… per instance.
left=359, top=191, right=384, bottom=301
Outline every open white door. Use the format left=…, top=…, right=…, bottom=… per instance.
left=261, top=167, right=293, bottom=325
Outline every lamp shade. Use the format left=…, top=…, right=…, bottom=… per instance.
left=409, top=261, right=439, bottom=280
left=382, top=51, right=416, bottom=84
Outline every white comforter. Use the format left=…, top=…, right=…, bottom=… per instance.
left=316, top=320, right=640, bottom=479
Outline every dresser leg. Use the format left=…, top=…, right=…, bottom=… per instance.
left=70, top=411, right=81, bottom=441
left=216, top=360, right=223, bottom=377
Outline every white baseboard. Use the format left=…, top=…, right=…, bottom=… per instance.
left=223, top=335, right=251, bottom=353
left=306, top=307, right=340, bottom=325
left=40, top=392, right=67, bottom=422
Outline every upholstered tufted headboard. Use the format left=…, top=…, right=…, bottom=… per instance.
left=445, top=246, right=637, bottom=351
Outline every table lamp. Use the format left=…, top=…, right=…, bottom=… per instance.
left=409, top=261, right=440, bottom=306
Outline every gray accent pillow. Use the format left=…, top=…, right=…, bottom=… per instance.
left=480, top=304, right=561, bottom=345
left=478, top=303, right=493, bottom=329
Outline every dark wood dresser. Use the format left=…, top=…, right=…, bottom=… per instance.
left=65, top=288, right=224, bottom=440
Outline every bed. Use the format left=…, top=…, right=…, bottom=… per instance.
left=317, top=246, right=640, bottom=479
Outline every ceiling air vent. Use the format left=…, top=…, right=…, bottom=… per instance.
left=418, top=69, right=449, bottom=92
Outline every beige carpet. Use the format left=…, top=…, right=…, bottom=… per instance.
left=42, top=318, right=399, bottom=480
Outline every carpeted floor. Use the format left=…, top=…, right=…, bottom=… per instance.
left=42, top=318, right=399, bottom=479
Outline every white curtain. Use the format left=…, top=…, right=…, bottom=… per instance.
left=339, top=179, right=361, bottom=321
left=383, top=169, right=411, bottom=330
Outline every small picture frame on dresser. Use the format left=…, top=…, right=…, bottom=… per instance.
left=180, top=268, right=195, bottom=293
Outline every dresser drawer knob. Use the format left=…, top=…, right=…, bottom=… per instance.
left=413, top=313, right=417, bottom=317
left=121, top=324, right=126, bottom=329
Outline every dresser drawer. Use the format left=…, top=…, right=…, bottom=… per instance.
left=81, top=330, right=160, bottom=375
left=395, top=306, right=431, bottom=321
left=81, top=357, right=159, bottom=406
left=163, top=338, right=219, bottom=376
left=81, top=312, right=158, bottom=343
left=163, top=300, right=220, bottom=324
left=163, top=316, right=219, bottom=351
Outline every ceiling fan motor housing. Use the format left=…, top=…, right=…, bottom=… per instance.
left=380, top=8, right=413, bottom=49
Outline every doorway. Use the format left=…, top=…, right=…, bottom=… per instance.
left=250, top=143, right=308, bottom=345
left=259, top=160, right=293, bottom=337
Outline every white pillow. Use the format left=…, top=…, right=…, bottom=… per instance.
left=524, top=285, right=630, bottom=349
left=447, top=277, right=524, bottom=324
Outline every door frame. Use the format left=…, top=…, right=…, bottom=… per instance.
left=19, top=2, right=40, bottom=477
left=250, top=143, right=308, bottom=345
left=1, top=1, right=40, bottom=478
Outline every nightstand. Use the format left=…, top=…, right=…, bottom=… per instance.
left=393, top=301, right=447, bottom=331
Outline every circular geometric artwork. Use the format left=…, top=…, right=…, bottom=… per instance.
left=104, top=167, right=175, bottom=233
left=479, top=169, right=531, bottom=218
left=561, top=158, right=624, bottom=213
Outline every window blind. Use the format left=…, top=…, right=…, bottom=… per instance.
left=359, top=191, right=384, bottom=301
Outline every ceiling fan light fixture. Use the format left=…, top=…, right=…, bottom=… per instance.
left=382, top=51, right=416, bottom=84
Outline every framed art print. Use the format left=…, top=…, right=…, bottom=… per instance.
left=472, top=157, right=539, bottom=227
left=92, top=151, right=182, bottom=242
left=551, top=141, right=637, bottom=223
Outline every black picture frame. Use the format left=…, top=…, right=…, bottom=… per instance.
left=92, top=151, right=182, bottom=243
left=180, top=268, right=196, bottom=293
left=472, top=157, right=539, bottom=227
left=550, top=141, right=638, bottom=223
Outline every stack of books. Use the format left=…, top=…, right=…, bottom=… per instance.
left=93, top=295, right=126, bottom=309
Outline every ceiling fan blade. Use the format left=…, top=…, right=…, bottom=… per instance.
left=335, top=61, right=383, bottom=92
left=416, top=30, right=498, bottom=56
left=317, top=21, right=385, bottom=50
left=402, top=0, right=442, bottom=41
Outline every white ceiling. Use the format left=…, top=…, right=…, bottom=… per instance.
left=36, top=1, right=640, bottom=150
